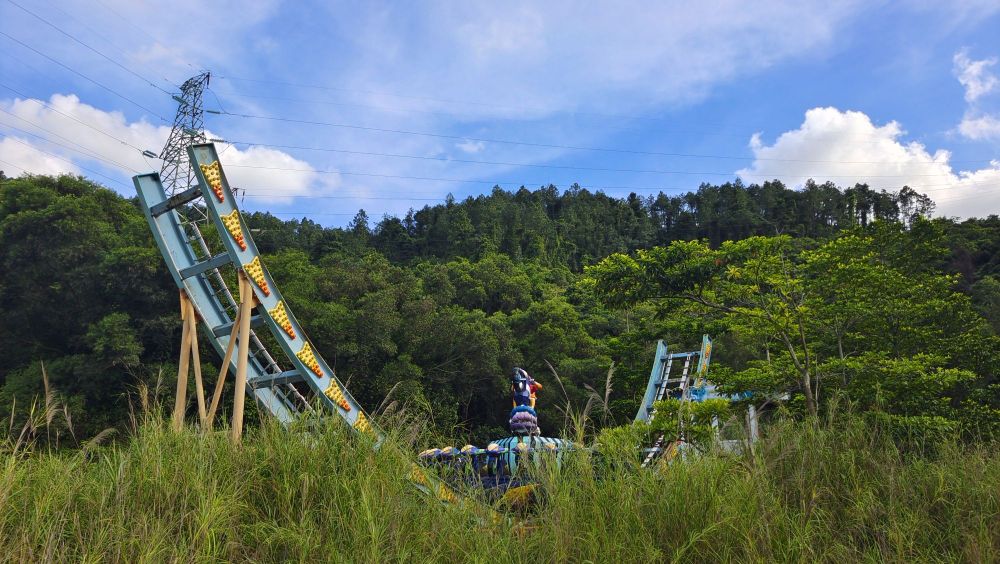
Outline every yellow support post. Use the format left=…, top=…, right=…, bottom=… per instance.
left=206, top=306, right=241, bottom=431
left=187, top=298, right=208, bottom=427
left=172, top=291, right=193, bottom=432
left=232, top=272, right=254, bottom=444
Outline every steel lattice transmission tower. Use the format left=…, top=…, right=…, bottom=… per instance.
left=159, top=71, right=210, bottom=196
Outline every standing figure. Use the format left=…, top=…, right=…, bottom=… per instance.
left=529, top=377, right=542, bottom=409
left=511, top=367, right=531, bottom=407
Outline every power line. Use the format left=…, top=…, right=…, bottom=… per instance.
left=0, top=37, right=982, bottom=181
left=0, top=82, right=153, bottom=154
left=5, top=0, right=174, bottom=95
left=213, top=75, right=789, bottom=129
left=212, top=111, right=992, bottom=170
left=0, top=107, right=139, bottom=171
left=92, top=0, right=199, bottom=71
left=2, top=89, right=974, bottom=196
left=211, top=75, right=1000, bottom=154
left=206, top=86, right=968, bottom=151
left=42, top=1, right=179, bottom=91
left=232, top=171, right=1000, bottom=199
left=209, top=87, right=756, bottom=142
left=0, top=31, right=169, bottom=122
left=0, top=157, right=28, bottom=175
left=0, top=133, right=130, bottom=187
left=218, top=137, right=978, bottom=178
left=0, top=71, right=976, bottom=190
left=0, top=122, right=139, bottom=174
left=222, top=159, right=964, bottom=181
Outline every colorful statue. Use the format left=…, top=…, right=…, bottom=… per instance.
left=509, top=367, right=541, bottom=435
left=529, top=377, right=543, bottom=409
left=511, top=367, right=532, bottom=407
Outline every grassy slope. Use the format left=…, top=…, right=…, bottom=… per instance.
left=1, top=415, right=998, bottom=563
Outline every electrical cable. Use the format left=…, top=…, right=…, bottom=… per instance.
left=218, top=136, right=976, bottom=177
left=212, top=110, right=991, bottom=171
left=221, top=160, right=988, bottom=184
left=0, top=123, right=139, bottom=174
left=0, top=157, right=28, bottom=175
left=0, top=107, right=139, bottom=170
left=2, top=104, right=989, bottom=200
left=0, top=31, right=169, bottom=122
left=0, top=82, right=155, bottom=155
left=5, top=0, right=174, bottom=95
left=92, top=0, right=199, bottom=71
left=0, top=132, right=131, bottom=187
left=42, top=2, right=181, bottom=91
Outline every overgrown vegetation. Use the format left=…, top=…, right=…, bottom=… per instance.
left=2, top=174, right=1000, bottom=442
left=2, top=172, right=1000, bottom=560
left=0, top=405, right=997, bottom=562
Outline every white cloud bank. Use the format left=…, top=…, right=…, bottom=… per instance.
left=954, top=50, right=998, bottom=102
left=341, top=1, right=870, bottom=120
left=958, top=114, right=1000, bottom=141
left=737, top=107, right=1000, bottom=218
left=954, top=51, right=1000, bottom=141
left=0, top=136, right=79, bottom=176
left=0, top=93, right=338, bottom=202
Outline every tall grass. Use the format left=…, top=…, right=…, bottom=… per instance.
left=0, top=409, right=997, bottom=562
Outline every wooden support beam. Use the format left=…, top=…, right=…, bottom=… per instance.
left=187, top=298, right=208, bottom=427
left=172, top=291, right=193, bottom=432
left=232, top=272, right=254, bottom=444
left=206, top=306, right=241, bottom=430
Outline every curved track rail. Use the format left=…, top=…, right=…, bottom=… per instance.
left=134, top=143, right=375, bottom=436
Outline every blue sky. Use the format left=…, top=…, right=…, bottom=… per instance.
left=2, top=0, right=999, bottom=223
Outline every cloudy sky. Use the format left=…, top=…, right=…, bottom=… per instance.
left=2, top=1, right=999, bottom=223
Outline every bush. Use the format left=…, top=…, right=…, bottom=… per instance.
left=1, top=410, right=998, bottom=562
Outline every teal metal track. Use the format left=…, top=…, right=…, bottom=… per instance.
left=133, top=143, right=376, bottom=436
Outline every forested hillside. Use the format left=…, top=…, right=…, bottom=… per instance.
left=1, top=173, right=998, bottom=442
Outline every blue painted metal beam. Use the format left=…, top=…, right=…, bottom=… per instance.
left=635, top=340, right=669, bottom=422
left=133, top=172, right=296, bottom=423
left=186, top=143, right=377, bottom=436
left=149, top=185, right=201, bottom=216
left=250, top=370, right=304, bottom=388
left=179, top=253, right=232, bottom=280
left=211, top=315, right=266, bottom=337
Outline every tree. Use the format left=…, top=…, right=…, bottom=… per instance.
left=588, top=221, right=999, bottom=427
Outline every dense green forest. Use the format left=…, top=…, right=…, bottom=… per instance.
left=1, top=173, right=999, bottom=442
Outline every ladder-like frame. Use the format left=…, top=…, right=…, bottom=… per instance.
left=636, top=335, right=712, bottom=467
left=135, top=144, right=375, bottom=440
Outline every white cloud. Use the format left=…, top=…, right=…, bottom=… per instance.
left=336, top=1, right=868, bottom=120
left=737, top=107, right=1000, bottom=218
left=1, top=93, right=170, bottom=173
left=456, top=140, right=486, bottom=154
left=957, top=113, right=1000, bottom=140
left=0, top=93, right=337, bottom=202
left=459, top=6, right=546, bottom=60
left=952, top=50, right=1000, bottom=142
left=0, top=136, right=79, bottom=176
left=59, top=0, right=284, bottom=81
left=954, top=50, right=999, bottom=102
left=215, top=143, right=339, bottom=204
